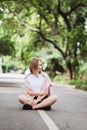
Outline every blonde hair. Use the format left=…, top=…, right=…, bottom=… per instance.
left=29, top=57, right=42, bottom=73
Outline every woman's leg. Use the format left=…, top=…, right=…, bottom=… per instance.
left=18, top=95, right=33, bottom=105
left=32, top=95, right=57, bottom=109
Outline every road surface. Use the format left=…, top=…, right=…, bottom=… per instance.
left=0, top=73, right=87, bottom=130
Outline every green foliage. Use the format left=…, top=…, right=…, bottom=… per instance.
left=13, top=31, right=44, bottom=66
left=53, top=75, right=69, bottom=83
left=78, top=62, right=87, bottom=80
left=0, top=36, right=15, bottom=55
left=69, top=80, right=87, bottom=91
left=1, top=56, right=26, bottom=73
left=53, top=75, right=87, bottom=91
left=0, top=0, right=87, bottom=81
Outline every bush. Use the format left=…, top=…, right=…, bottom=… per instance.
left=53, top=75, right=87, bottom=91
left=69, top=80, right=87, bottom=91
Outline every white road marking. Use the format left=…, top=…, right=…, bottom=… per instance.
left=38, top=110, right=59, bottom=130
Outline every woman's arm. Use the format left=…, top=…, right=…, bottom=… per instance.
left=40, top=88, right=48, bottom=96
left=25, top=87, right=40, bottom=96
left=37, top=88, right=48, bottom=101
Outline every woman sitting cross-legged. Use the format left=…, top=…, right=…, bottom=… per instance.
left=18, top=57, right=57, bottom=110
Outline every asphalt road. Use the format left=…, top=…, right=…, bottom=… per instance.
left=0, top=73, right=87, bottom=130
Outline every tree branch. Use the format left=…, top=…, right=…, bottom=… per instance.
left=66, top=3, right=85, bottom=15
left=57, top=0, right=71, bottom=31
left=57, top=1, right=85, bottom=32
left=37, top=31, right=65, bottom=58
left=2, top=3, right=39, bottom=32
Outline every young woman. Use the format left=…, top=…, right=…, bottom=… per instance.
left=18, top=57, right=57, bottom=110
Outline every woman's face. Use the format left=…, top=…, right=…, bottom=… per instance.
left=37, top=60, right=42, bottom=73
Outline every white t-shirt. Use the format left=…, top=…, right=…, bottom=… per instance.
left=27, top=73, right=45, bottom=93
left=24, top=69, right=52, bottom=96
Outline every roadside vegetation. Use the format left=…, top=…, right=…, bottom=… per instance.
left=53, top=75, right=87, bottom=91
left=0, top=0, right=87, bottom=91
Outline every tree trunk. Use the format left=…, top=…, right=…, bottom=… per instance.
left=66, top=60, right=73, bottom=80
left=67, top=69, right=73, bottom=80
left=0, top=55, right=3, bottom=73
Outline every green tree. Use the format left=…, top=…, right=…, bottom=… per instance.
left=0, top=36, right=15, bottom=72
left=0, top=0, right=87, bottom=79
left=0, top=36, right=15, bottom=55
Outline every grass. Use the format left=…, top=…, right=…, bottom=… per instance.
left=69, top=80, right=87, bottom=91
left=53, top=75, right=87, bottom=91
